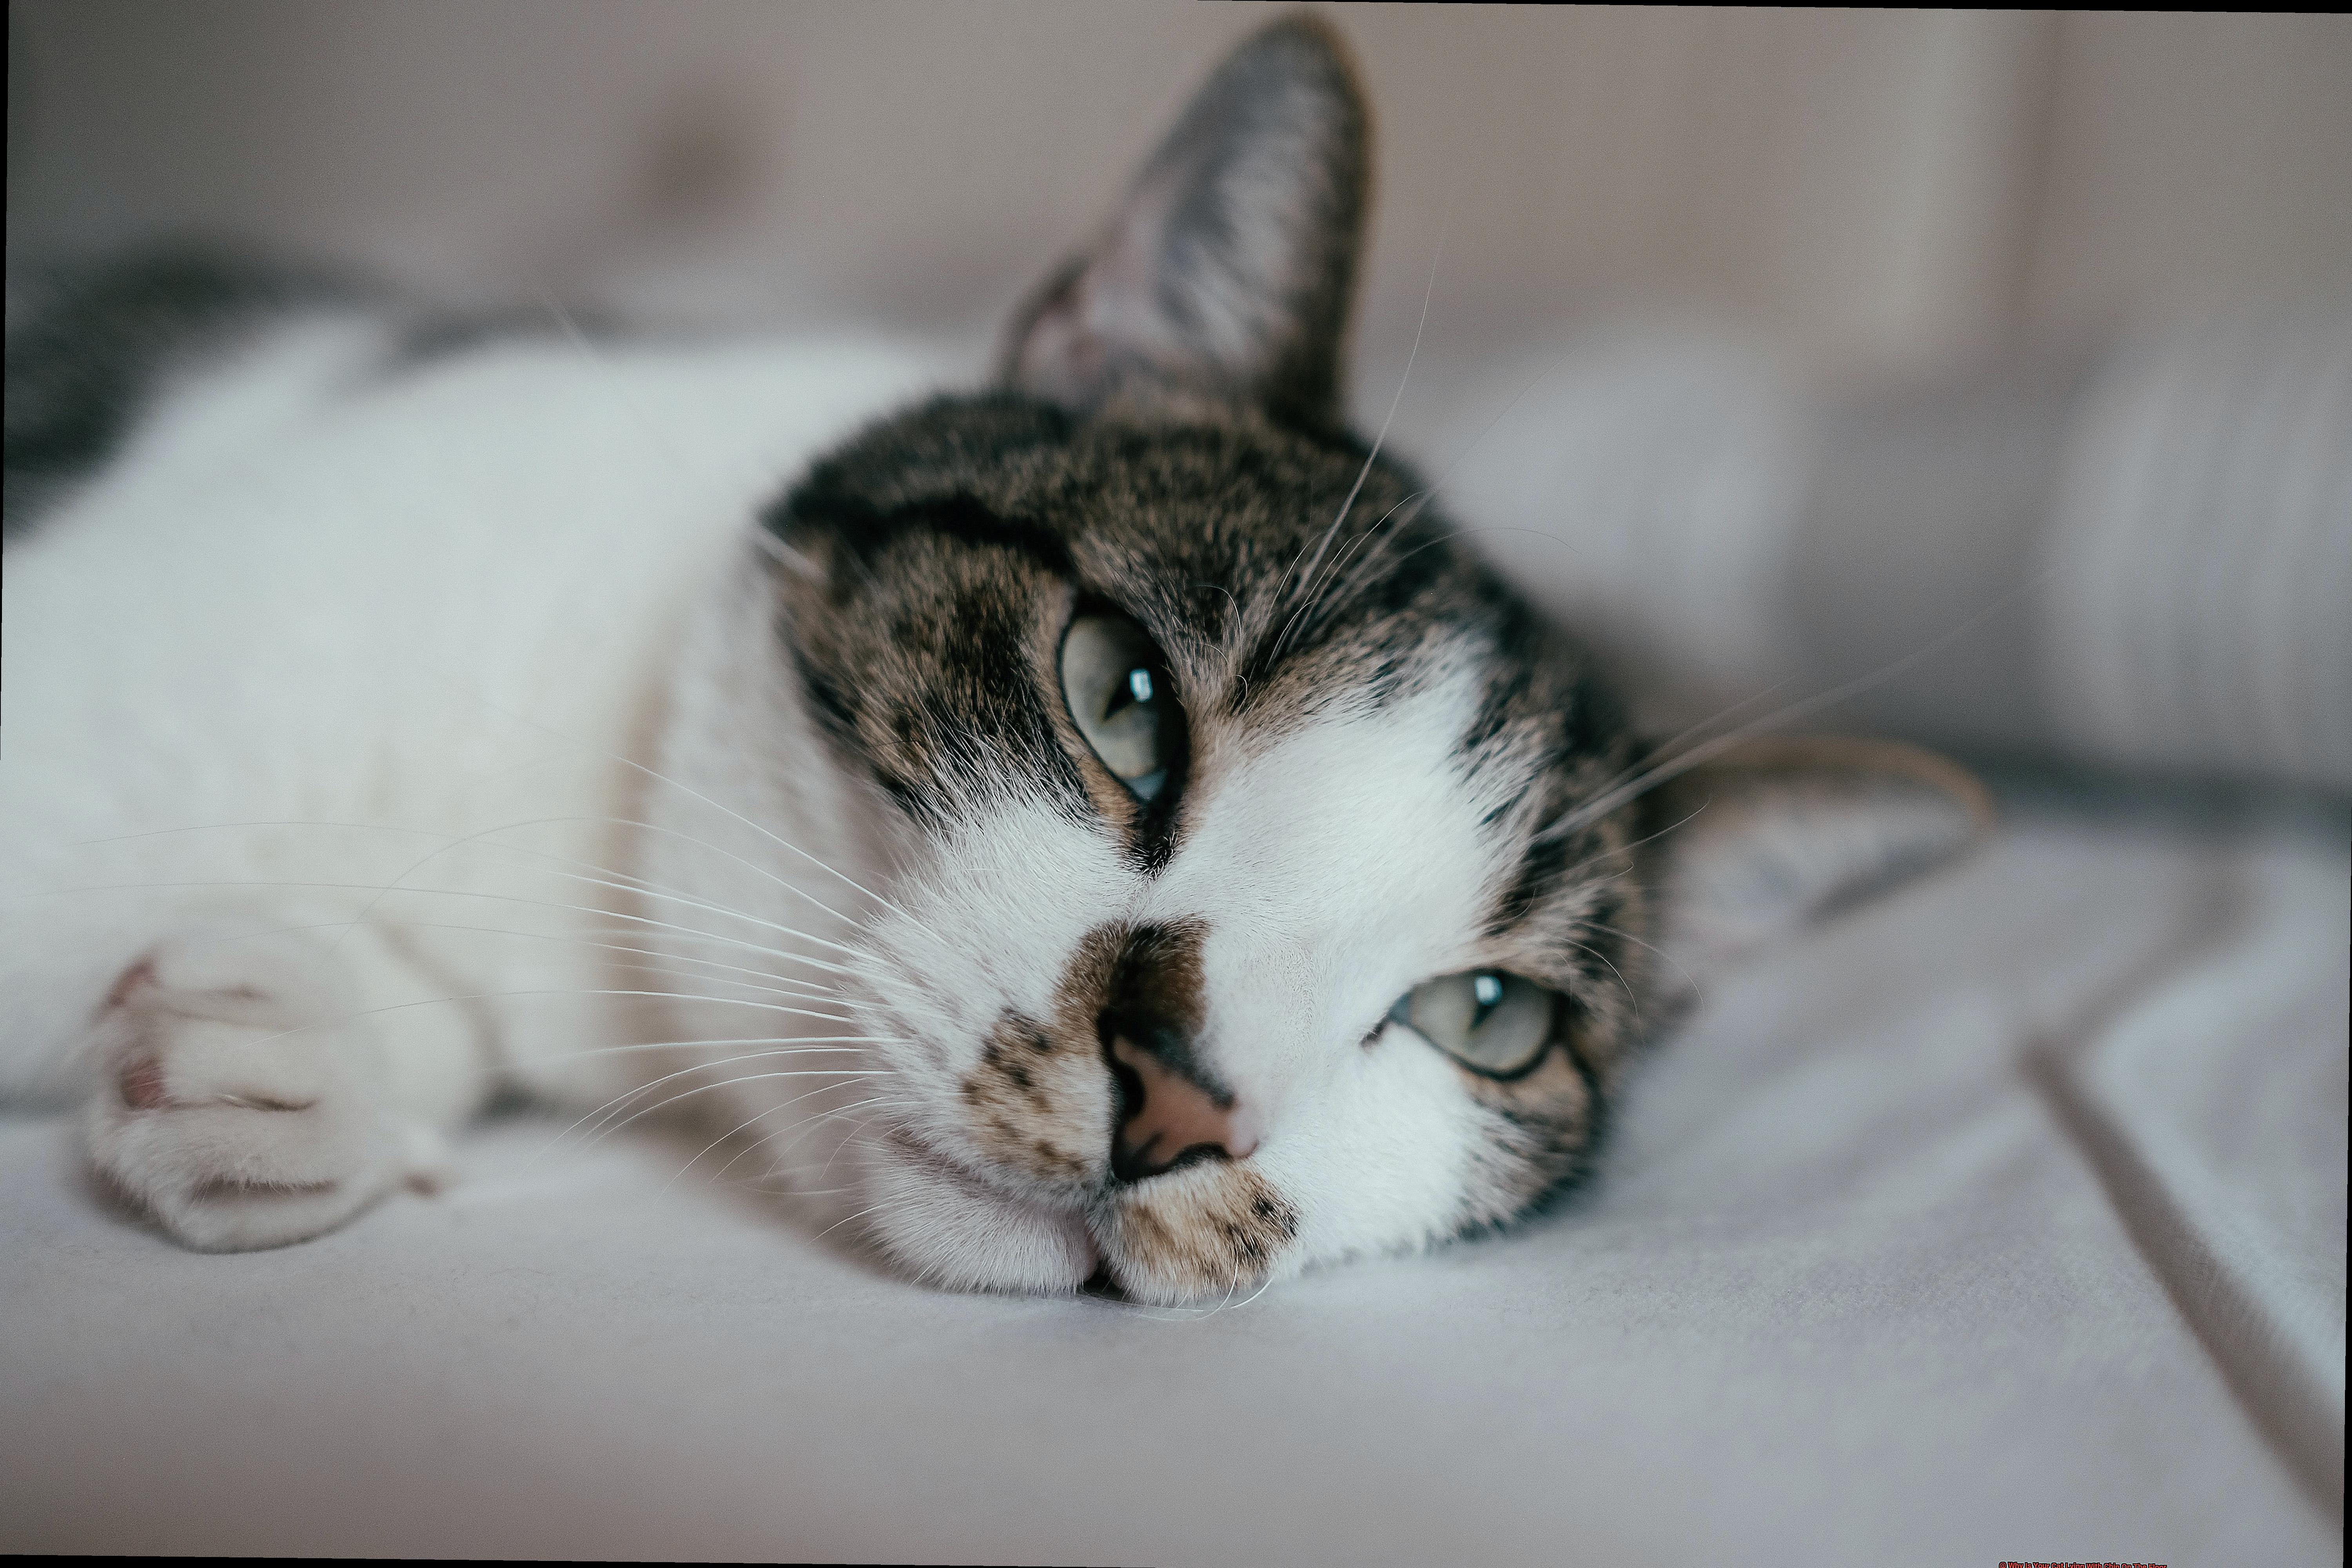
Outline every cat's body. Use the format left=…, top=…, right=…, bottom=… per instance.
left=2, top=303, right=935, bottom=1093
left=2, top=294, right=955, bottom=1226
left=1, top=19, right=1984, bottom=1302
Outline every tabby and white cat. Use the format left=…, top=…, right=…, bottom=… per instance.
left=0, top=18, right=1982, bottom=1303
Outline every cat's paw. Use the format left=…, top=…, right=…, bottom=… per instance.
left=82, top=928, right=415, bottom=1251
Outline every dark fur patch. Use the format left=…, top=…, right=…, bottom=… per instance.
left=4, top=245, right=617, bottom=541
left=1097, top=920, right=1215, bottom=1095
left=3, top=247, right=361, bottom=537
left=768, top=395, right=1521, bottom=828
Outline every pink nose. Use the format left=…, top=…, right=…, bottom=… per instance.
left=1108, top=1033, right=1255, bottom=1182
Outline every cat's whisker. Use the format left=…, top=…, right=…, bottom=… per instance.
left=1227, top=1269, right=1280, bottom=1313
left=531, top=1038, right=812, bottom=1151
left=74, top=811, right=863, bottom=936
left=1198, top=1275, right=1251, bottom=1321
left=322, top=807, right=878, bottom=947
left=1542, top=573, right=2040, bottom=846
left=1533, top=799, right=1710, bottom=897
left=805, top=1097, right=923, bottom=1185
left=573, top=917, right=857, bottom=981
left=214, top=985, right=867, bottom=1059
left=1271, top=200, right=1448, bottom=662
left=697, top=1102, right=813, bottom=1185
left=576, top=1068, right=895, bottom=1151
left=437, top=669, right=931, bottom=939
left=559, top=955, right=835, bottom=1005
left=564, top=867, right=873, bottom=958
left=1563, top=938, right=1642, bottom=1027
left=1577, top=917, right=1701, bottom=999
left=563, top=1044, right=889, bottom=1145
left=32, top=876, right=866, bottom=978
left=558, top=1033, right=889, bottom=1062
left=479, top=811, right=867, bottom=930
left=62, top=887, right=851, bottom=1007
left=810, top=1198, right=897, bottom=1249
left=130, top=912, right=838, bottom=1003
left=1288, top=487, right=1432, bottom=642
left=664, top=1082, right=898, bottom=1188
left=350, top=840, right=876, bottom=964
left=1298, top=331, right=1619, bottom=642
left=699, top=1090, right=908, bottom=1187
left=759, top=1095, right=917, bottom=1174
left=605, top=753, right=920, bottom=931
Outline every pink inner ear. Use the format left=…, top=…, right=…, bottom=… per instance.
left=1007, top=183, right=1185, bottom=412
left=996, top=15, right=1368, bottom=425
left=1008, top=265, right=1105, bottom=410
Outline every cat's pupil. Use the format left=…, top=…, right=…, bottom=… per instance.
left=1105, top=665, right=1154, bottom=720
left=1470, top=971, right=1504, bottom=1026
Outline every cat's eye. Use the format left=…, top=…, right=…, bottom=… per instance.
left=1059, top=612, right=1183, bottom=802
left=1388, top=970, right=1557, bottom=1079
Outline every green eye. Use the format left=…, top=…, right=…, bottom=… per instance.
left=1388, top=970, right=1557, bottom=1078
left=1060, top=612, right=1182, bottom=801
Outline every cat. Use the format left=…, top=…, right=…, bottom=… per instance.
left=0, top=16, right=1985, bottom=1305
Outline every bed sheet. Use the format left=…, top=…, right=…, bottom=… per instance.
left=3, top=797, right=2343, bottom=1565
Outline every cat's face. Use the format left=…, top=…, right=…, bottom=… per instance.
left=773, top=394, right=1645, bottom=1300
left=757, top=19, right=1983, bottom=1301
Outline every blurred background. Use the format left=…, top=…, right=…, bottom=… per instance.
left=10, top=1, right=2351, bottom=792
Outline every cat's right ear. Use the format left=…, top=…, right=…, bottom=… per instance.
left=1639, top=737, right=1994, bottom=986
left=997, top=15, right=1370, bottom=432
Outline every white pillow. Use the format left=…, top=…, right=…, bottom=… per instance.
left=1430, top=316, right=2352, bottom=794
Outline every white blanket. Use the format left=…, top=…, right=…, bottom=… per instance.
left=4, top=795, right=2343, bottom=1565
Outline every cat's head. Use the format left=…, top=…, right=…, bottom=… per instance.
left=762, top=17, right=1985, bottom=1302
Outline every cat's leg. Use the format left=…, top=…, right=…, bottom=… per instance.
left=80, top=911, right=494, bottom=1251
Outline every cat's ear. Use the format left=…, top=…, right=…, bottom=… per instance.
left=1641, top=737, right=1993, bottom=984
left=998, top=15, right=1370, bottom=430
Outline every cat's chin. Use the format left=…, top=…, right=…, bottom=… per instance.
left=858, top=1129, right=1098, bottom=1296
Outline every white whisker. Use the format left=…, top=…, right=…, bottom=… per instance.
left=30, top=877, right=865, bottom=977
left=200, top=984, right=864, bottom=1057
left=1272, top=203, right=1448, bottom=662
left=1578, top=917, right=1700, bottom=999
left=469, top=682, right=926, bottom=931
left=693, top=1089, right=907, bottom=1187
left=1564, top=938, right=1642, bottom=1027
left=569, top=1047, right=887, bottom=1147
left=579, top=1068, right=894, bottom=1149
left=149, top=912, right=837, bottom=1002
left=320, top=826, right=877, bottom=964
left=1539, top=567, right=2044, bottom=845
left=528, top=1038, right=876, bottom=1153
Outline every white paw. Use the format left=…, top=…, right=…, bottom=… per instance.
left=82, top=927, right=416, bottom=1251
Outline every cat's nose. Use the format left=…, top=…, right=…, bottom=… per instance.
left=1087, top=920, right=1257, bottom=1183
left=1104, top=1030, right=1256, bottom=1183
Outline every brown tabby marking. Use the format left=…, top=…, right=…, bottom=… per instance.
left=1095, top=1158, right=1299, bottom=1299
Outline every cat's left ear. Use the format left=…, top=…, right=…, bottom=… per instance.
left=998, top=15, right=1370, bottom=431
left=1640, top=737, right=1994, bottom=985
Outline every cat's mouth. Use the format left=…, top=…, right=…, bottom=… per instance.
left=862, top=1116, right=1299, bottom=1304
